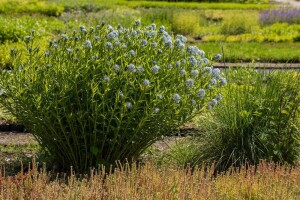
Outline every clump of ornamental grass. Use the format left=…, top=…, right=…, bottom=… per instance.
left=0, top=21, right=226, bottom=172
left=196, top=68, right=300, bottom=172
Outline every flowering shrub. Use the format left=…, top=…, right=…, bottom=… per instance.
left=259, top=8, right=300, bottom=26
left=0, top=21, right=225, bottom=172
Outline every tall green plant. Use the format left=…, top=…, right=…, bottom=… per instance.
left=0, top=22, right=226, bottom=172
left=197, top=69, right=300, bottom=172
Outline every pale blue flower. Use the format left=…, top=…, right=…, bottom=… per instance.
left=25, top=36, right=31, bottom=41
left=79, top=25, right=86, bottom=31
left=220, top=77, right=227, bottom=86
left=209, top=99, right=218, bottom=107
left=135, top=19, right=141, bottom=26
left=114, top=41, right=121, bottom=46
left=186, top=79, right=194, bottom=88
left=104, top=75, right=110, bottom=82
left=157, top=94, right=163, bottom=99
left=141, top=39, right=148, bottom=47
left=152, top=65, right=160, bottom=73
left=106, top=42, right=113, bottom=50
left=212, top=68, right=221, bottom=78
left=191, top=100, right=196, bottom=105
left=94, top=36, right=100, bottom=41
left=163, top=34, right=173, bottom=47
left=119, top=91, right=124, bottom=98
left=197, top=89, right=205, bottom=99
left=107, top=25, right=114, bottom=32
left=158, top=49, right=163, bottom=54
left=114, top=64, right=120, bottom=72
left=180, top=69, right=185, bottom=76
left=137, top=66, right=144, bottom=73
left=152, top=42, right=157, bottom=47
left=106, top=30, right=119, bottom=40
left=66, top=48, right=72, bottom=54
left=122, top=44, right=127, bottom=49
left=131, top=31, right=137, bottom=37
left=214, top=54, right=222, bottom=61
left=175, top=39, right=185, bottom=49
left=216, top=93, right=222, bottom=101
left=126, top=102, right=133, bottom=109
left=199, top=50, right=205, bottom=58
left=84, top=40, right=92, bottom=49
left=210, top=78, right=217, bottom=86
left=127, top=64, right=136, bottom=72
left=203, top=67, right=212, bottom=74
left=176, top=35, right=187, bottom=43
left=143, top=79, right=150, bottom=86
left=150, top=23, right=156, bottom=30
left=188, top=56, right=197, bottom=67
left=154, top=108, right=160, bottom=113
left=129, top=50, right=136, bottom=56
left=175, top=61, right=181, bottom=68
left=191, top=70, right=199, bottom=77
left=187, top=46, right=200, bottom=56
left=168, top=64, right=173, bottom=69
left=159, top=26, right=165, bottom=33
left=173, top=94, right=181, bottom=103
left=146, top=31, right=156, bottom=38
left=61, top=34, right=68, bottom=40
left=202, top=58, right=210, bottom=64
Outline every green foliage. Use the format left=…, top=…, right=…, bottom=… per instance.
left=128, top=0, right=268, bottom=2
left=171, top=11, right=201, bottom=37
left=196, top=69, right=300, bottom=172
left=142, top=137, right=201, bottom=167
left=199, top=42, right=300, bottom=63
left=0, top=22, right=225, bottom=172
left=220, top=17, right=251, bottom=35
left=0, top=15, right=65, bottom=44
left=0, top=0, right=64, bottom=16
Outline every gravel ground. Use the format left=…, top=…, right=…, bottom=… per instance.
left=0, top=132, right=36, bottom=145
left=272, top=0, right=300, bottom=7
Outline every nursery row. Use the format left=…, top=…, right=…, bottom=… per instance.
left=0, top=160, right=299, bottom=199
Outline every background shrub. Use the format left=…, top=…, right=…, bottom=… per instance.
left=259, top=8, right=300, bottom=26
left=196, top=69, right=300, bottom=172
left=0, top=0, right=64, bottom=16
left=0, top=22, right=225, bottom=172
left=171, top=11, right=201, bottom=36
left=220, top=16, right=250, bottom=35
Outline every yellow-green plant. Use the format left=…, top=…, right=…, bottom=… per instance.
left=0, top=21, right=225, bottom=172
left=172, top=11, right=201, bottom=37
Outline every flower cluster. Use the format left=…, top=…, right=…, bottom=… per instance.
left=44, top=21, right=226, bottom=121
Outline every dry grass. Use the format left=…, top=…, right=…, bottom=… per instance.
left=0, top=160, right=299, bottom=199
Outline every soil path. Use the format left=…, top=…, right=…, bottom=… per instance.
left=271, top=0, right=300, bottom=7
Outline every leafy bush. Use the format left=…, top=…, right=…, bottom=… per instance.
left=220, top=17, right=250, bottom=35
left=0, top=15, right=65, bottom=43
left=0, top=22, right=226, bottom=172
left=171, top=11, right=201, bottom=36
left=196, top=69, right=300, bottom=172
left=0, top=0, right=64, bottom=16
